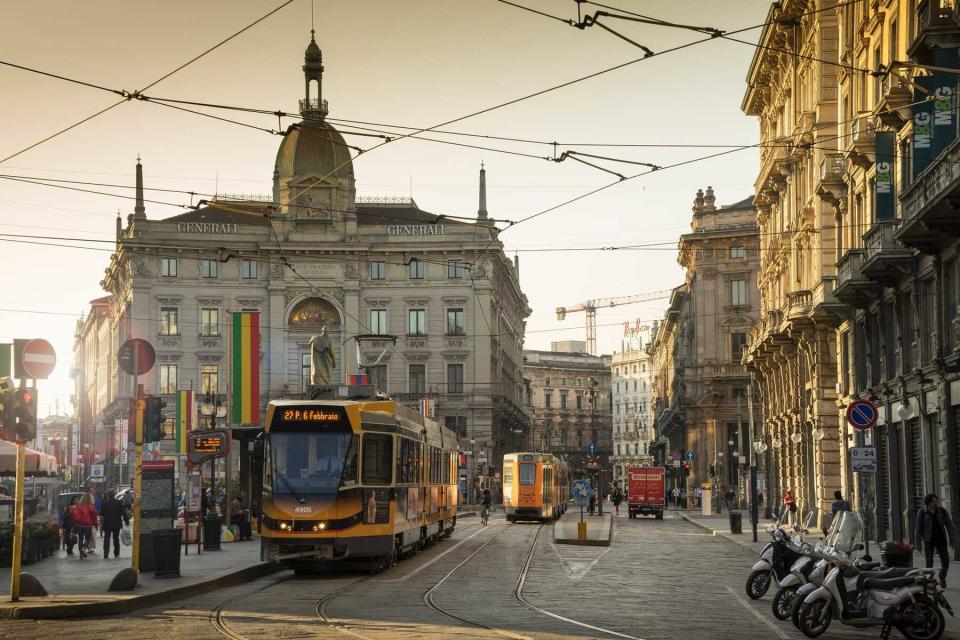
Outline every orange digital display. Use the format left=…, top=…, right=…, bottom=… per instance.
left=281, top=409, right=341, bottom=422
left=194, top=434, right=227, bottom=454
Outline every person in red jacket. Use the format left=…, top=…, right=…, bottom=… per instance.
left=72, top=493, right=99, bottom=559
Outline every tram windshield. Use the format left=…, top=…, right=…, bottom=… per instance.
left=270, top=431, right=357, bottom=495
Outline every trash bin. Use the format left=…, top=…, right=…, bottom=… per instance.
left=138, top=532, right=156, bottom=572
left=729, top=511, right=743, bottom=534
left=203, top=514, right=222, bottom=551
left=151, top=529, right=182, bottom=578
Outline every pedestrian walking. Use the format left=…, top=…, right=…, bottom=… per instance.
left=694, top=487, right=702, bottom=508
left=914, top=493, right=956, bottom=588
left=72, top=493, right=98, bottom=559
left=231, top=495, right=253, bottom=541
left=783, top=488, right=796, bottom=525
left=671, top=487, right=680, bottom=509
left=62, top=496, right=79, bottom=555
left=612, top=486, right=623, bottom=516
left=99, top=488, right=129, bottom=559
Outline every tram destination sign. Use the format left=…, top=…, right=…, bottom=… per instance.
left=187, top=429, right=229, bottom=465
left=271, top=404, right=348, bottom=429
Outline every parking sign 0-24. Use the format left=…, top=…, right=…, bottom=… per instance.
left=850, top=446, right=877, bottom=472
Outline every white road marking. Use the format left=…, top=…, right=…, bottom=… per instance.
left=549, top=543, right=611, bottom=581
left=725, top=586, right=790, bottom=640
left=380, top=523, right=496, bottom=582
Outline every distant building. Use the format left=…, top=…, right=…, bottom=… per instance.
left=650, top=188, right=761, bottom=497
left=610, top=336, right=655, bottom=487
left=523, top=342, right=613, bottom=481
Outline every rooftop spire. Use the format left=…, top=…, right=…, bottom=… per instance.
left=301, top=30, right=327, bottom=119
left=478, top=161, right=488, bottom=220
left=134, top=156, right=146, bottom=219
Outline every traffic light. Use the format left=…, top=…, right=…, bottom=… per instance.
left=144, top=395, right=166, bottom=443
left=683, top=463, right=691, bottom=477
left=13, top=386, right=37, bottom=441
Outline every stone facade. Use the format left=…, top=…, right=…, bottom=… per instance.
left=742, top=2, right=846, bottom=520
left=72, top=34, right=530, bottom=489
left=831, top=0, right=960, bottom=542
left=743, top=0, right=960, bottom=539
left=523, top=342, right=613, bottom=480
left=610, top=341, right=655, bottom=487
left=650, top=189, right=762, bottom=498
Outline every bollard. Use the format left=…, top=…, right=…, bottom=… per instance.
left=577, top=521, right=587, bottom=540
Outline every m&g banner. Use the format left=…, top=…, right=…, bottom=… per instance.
left=913, top=76, right=935, bottom=178
left=875, top=131, right=895, bottom=220
left=912, top=48, right=959, bottom=178
left=932, top=47, right=958, bottom=159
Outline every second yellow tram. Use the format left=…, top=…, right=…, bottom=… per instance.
left=502, top=452, right=569, bottom=522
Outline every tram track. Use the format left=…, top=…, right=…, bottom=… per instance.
left=210, top=517, right=643, bottom=640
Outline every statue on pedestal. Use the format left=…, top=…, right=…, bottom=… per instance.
left=309, top=326, right=336, bottom=385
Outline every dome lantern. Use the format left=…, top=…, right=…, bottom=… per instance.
left=300, top=30, right=328, bottom=120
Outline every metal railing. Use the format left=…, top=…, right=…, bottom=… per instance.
left=299, top=98, right=329, bottom=114
left=851, top=114, right=875, bottom=143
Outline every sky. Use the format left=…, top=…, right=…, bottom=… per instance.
left=0, top=0, right=768, bottom=415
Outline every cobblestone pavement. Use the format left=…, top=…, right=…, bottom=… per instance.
left=2, top=514, right=955, bottom=640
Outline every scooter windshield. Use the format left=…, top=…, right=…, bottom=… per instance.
left=828, top=511, right=863, bottom=553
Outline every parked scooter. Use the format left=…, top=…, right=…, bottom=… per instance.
left=746, top=510, right=813, bottom=599
left=797, top=513, right=954, bottom=639
left=774, top=509, right=870, bottom=621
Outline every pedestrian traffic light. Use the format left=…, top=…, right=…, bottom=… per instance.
left=13, top=386, right=37, bottom=442
left=144, top=395, right=166, bottom=443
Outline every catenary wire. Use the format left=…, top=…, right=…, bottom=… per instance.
left=0, top=0, right=294, bottom=165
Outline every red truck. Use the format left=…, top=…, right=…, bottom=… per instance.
left=627, top=466, right=665, bottom=519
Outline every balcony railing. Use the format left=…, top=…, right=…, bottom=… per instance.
left=819, top=153, right=845, bottom=183
left=787, top=290, right=813, bottom=320
left=851, top=114, right=876, bottom=144
left=837, top=249, right=865, bottom=286
left=864, top=219, right=905, bottom=261
left=299, top=98, right=329, bottom=115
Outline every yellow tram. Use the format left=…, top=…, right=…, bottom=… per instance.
left=502, top=452, right=570, bottom=522
left=259, top=399, right=458, bottom=573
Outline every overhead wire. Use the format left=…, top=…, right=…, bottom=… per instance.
left=0, top=0, right=294, bottom=165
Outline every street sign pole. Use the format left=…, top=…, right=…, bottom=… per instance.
left=131, top=344, right=141, bottom=578
left=9, top=437, right=25, bottom=601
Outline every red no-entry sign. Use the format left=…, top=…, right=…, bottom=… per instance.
left=21, top=339, right=56, bottom=379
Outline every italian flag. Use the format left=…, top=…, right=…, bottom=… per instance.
left=175, top=390, right=194, bottom=454
left=231, top=311, right=261, bottom=425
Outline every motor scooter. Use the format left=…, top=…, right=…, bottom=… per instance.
left=746, top=510, right=813, bottom=599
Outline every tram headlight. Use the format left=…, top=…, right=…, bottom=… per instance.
left=279, top=521, right=290, bottom=530
left=312, top=522, right=327, bottom=532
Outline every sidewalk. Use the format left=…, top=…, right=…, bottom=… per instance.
left=0, top=533, right=272, bottom=619
left=680, top=511, right=960, bottom=637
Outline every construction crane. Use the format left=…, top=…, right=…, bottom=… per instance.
left=555, top=289, right=674, bottom=355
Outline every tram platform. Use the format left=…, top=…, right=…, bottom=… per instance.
left=0, top=534, right=271, bottom=619
left=553, top=508, right=612, bottom=546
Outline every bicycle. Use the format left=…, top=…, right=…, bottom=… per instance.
left=481, top=504, right=490, bottom=525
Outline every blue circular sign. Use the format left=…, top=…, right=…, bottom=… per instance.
left=673, top=451, right=681, bottom=461
left=846, top=400, right=879, bottom=430
left=685, top=451, right=695, bottom=462
left=586, top=442, right=598, bottom=456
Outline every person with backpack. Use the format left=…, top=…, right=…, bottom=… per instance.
left=99, top=488, right=130, bottom=559
left=481, top=488, right=492, bottom=525
left=71, top=493, right=99, bottom=559
left=915, top=493, right=957, bottom=588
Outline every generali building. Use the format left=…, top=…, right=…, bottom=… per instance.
left=73, top=33, right=530, bottom=491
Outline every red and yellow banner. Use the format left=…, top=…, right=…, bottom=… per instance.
left=231, top=312, right=260, bottom=424
left=175, top=389, right=194, bottom=454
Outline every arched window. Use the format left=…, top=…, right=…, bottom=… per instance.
left=289, top=297, right=341, bottom=328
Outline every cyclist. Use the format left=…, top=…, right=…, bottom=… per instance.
left=481, top=488, right=492, bottom=525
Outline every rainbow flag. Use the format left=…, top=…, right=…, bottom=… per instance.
left=231, top=311, right=261, bottom=424
left=175, top=390, right=194, bottom=454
